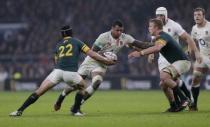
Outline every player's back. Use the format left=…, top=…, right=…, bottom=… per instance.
left=55, top=37, right=88, bottom=71
left=159, top=32, right=188, bottom=63
left=158, top=18, right=186, bottom=64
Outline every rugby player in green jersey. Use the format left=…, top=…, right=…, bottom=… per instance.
left=129, top=19, right=201, bottom=112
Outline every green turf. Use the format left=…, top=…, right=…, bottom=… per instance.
left=0, top=90, right=210, bottom=127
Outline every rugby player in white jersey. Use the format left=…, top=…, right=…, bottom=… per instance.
left=190, top=7, right=210, bottom=111
left=148, top=7, right=201, bottom=112
left=53, top=20, right=153, bottom=116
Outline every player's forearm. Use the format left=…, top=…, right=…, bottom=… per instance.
left=86, top=50, right=110, bottom=65
left=129, top=40, right=154, bottom=49
left=181, top=33, right=199, bottom=53
left=140, top=45, right=162, bottom=55
left=186, top=37, right=199, bottom=54
left=92, top=45, right=101, bottom=52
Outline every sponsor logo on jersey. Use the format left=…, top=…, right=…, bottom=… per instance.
left=168, top=28, right=171, bottom=32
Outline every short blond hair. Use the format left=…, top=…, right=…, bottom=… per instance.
left=149, top=18, right=163, bottom=30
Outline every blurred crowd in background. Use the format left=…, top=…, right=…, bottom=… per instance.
left=0, top=0, right=209, bottom=83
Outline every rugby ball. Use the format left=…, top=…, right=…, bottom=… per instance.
left=103, top=52, right=118, bottom=61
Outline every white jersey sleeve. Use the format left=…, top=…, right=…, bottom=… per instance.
left=164, top=19, right=186, bottom=42
left=124, top=34, right=135, bottom=44
left=94, top=34, right=107, bottom=49
left=174, top=21, right=185, bottom=36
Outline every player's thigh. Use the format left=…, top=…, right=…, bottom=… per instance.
left=160, top=70, right=172, bottom=81
left=197, top=55, right=210, bottom=70
left=158, top=56, right=171, bottom=71
left=78, top=64, right=93, bottom=78
left=192, top=58, right=208, bottom=82
left=77, top=79, right=87, bottom=91
left=88, top=66, right=106, bottom=90
left=36, top=69, right=63, bottom=95
left=172, top=60, right=191, bottom=76
left=63, top=71, right=83, bottom=87
left=46, top=69, right=63, bottom=84
left=161, top=60, right=189, bottom=80
left=193, top=59, right=208, bottom=74
left=91, top=66, right=106, bottom=77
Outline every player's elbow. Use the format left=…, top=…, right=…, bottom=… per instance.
left=181, top=32, right=192, bottom=43
left=86, top=50, right=96, bottom=58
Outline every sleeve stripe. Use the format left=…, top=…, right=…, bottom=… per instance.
left=82, top=45, right=90, bottom=53
left=155, top=39, right=167, bottom=46
left=82, top=45, right=86, bottom=50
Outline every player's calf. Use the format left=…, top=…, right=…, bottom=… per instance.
left=9, top=92, right=39, bottom=117
left=54, top=87, right=76, bottom=111
left=190, top=70, right=203, bottom=110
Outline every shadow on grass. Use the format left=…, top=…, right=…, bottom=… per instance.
left=4, top=109, right=210, bottom=118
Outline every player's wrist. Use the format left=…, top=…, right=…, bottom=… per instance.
left=140, top=50, right=145, bottom=56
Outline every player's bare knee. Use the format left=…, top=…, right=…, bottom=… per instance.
left=92, top=75, right=103, bottom=90
left=160, top=75, right=167, bottom=85
left=160, top=71, right=169, bottom=80
left=77, top=84, right=85, bottom=90
left=92, top=80, right=102, bottom=90
left=64, top=86, right=75, bottom=94
left=159, top=81, right=164, bottom=89
left=192, top=71, right=203, bottom=86
left=162, top=87, right=168, bottom=93
left=35, top=80, right=55, bottom=96
left=160, top=81, right=168, bottom=90
left=75, top=79, right=86, bottom=91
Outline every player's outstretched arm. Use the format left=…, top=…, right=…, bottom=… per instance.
left=128, top=39, right=165, bottom=59
left=128, top=44, right=162, bottom=58
left=180, top=32, right=202, bottom=63
left=128, top=40, right=154, bottom=49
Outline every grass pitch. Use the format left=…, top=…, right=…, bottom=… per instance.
left=0, top=90, right=210, bottom=127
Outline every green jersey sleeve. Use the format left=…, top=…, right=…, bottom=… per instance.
left=76, top=39, right=90, bottom=54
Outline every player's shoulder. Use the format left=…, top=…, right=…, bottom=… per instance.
left=167, top=19, right=182, bottom=28
left=120, top=32, right=134, bottom=40
left=70, top=37, right=84, bottom=44
left=206, top=21, right=210, bottom=28
left=55, top=39, right=64, bottom=47
left=192, top=21, right=210, bottom=30
left=98, top=31, right=110, bottom=39
left=154, top=32, right=170, bottom=45
left=192, top=24, right=197, bottom=30
left=121, top=32, right=129, bottom=37
left=159, top=31, right=172, bottom=40
left=167, top=19, right=178, bottom=25
left=70, top=37, right=81, bottom=42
